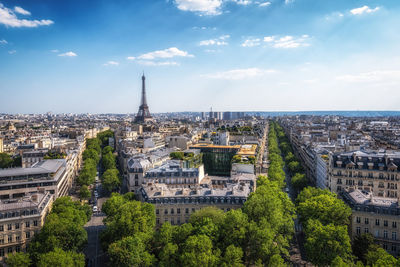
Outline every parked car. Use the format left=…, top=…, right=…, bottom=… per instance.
left=93, top=206, right=98, bottom=212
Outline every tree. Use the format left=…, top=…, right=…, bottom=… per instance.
left=287, top=161, right=303, bottom=174
left=220, top=209, right=248, bottom=249
left=221, top=245, right=244, bottom=267
left=79, top=185, right=91, bottom=200
left=296, top=186, right=336, bottom=206
left=102, top=145, right=113, bottom=154
left=37, top=248, right=84, bottom=267
left=6, top=252, right=32, bottom=267
left=297, top=193, right=351, bottom=226
left=158, top=242, right=179, bottom=267
left=86, top=138, right=101, bottom=154
left=180, top=235, right=220, bottom=267
left=102, top=152, right=116, bottom=170
left=304, top=219, right=352, bottom=266
left=365, top=247, right=397, bottom=266
left=352, top=233, right=375, bottom=264
left=82, top=148, right=100, bottom=163
left=0, top=153, right=14, bottom=168
left=291, top=173, right=308, bottom=191
left=108, top=235, right=155, bottom=267
left=331, top=256, right=349, bottom=267
left=268, top=254, right=287, bottom=267
left=102, top=168, right=120, bottom=192
left=170, top=151, right=184, bottom=160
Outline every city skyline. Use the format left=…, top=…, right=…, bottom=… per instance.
left=1, top=0, right=400, bottom=114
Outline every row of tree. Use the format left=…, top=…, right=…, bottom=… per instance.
left=267, top=122, right=286, bottom=188
left=0, top=153, right=21, bottom=169
left=101, top=173, right=296, bottom=266
left=275, top=122, right=398, bottom=266
left=6, top=197, right=91, bottom=266
left=101, top=136, right=121, bottom=192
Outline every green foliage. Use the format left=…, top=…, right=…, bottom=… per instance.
left=102, top=152, right=116, bottom=170
left=304, top=219, right=352, bottom=266
left=86, top=138, right=101, bottom=154
left=79, top=185, right=91, bottom=200
left=102, top=145, right=113, bottom=154
left=365, top=247, right=398, bottom=266
left=170, top=151, right=185, bottom=160
left=102, top=168, right=121, bottom=192
left=287, top=160, right=303, bottom=174
left=108, top=234, right=156, bottom=267
left=101, top=197, right=155, bottom=249
left=28, top=197, right=90, bottom=265
left=6, top=252, right=32, bottom=267
left=44, top=151, right=66, bottom=159
left=82, top=148, right=100, bottom=163
left=352, top=233, right=375, bottom=264
left=180, top=234, right=220, bottom=267
left=97, top=130, right=114, bottom=147
left=77, top=157, right=97, bottom=186
left=291, top=173, right=307, bottom=191
left=37, top=248, right=85, bottom=267
left=0, top=153, right=21, bottom=168
left=221, top=245, right=245, bottom=267
left=296, top=186, right=334, bottom=205
left=297, top=193, right=351, bottom=226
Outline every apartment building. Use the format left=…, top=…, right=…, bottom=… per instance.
left=329, top=151, right=400, bottom=197
left=0, top=192, right=53, bottom=262
left=342, top=189, right=400, bottom=256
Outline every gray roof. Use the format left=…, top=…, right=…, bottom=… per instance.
left=0, top=159, right=65, bottom=178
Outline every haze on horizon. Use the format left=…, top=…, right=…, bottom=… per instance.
left=1, top=0, right=400, bottom=114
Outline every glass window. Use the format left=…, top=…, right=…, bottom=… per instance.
left=384, top=230, right=388, bottom=239
left=7, top=224, right=12, bottom=230
left=26, top=232, right=31, bottom=239
left=392, top=232, right=397, bottom=241
left=7, top=247, right=12, bottom=254
left=8, top=235, right=12, bottom=243
left=376, top=219, right=380, bottom=226
left=0, top=248, right=4, bottom=257
left=25, top=221, right=30, bottom=228
left=15, top=223, right=19, bottom=229
left=356, top=227, right=361, bottom=235
left=364, top=228, right=369, bottom=234
left=0, top=225, right=3, bottom=231
left=384, top=220, right=388, bottom=227
left=393, top=222, right=397, bottom=228
left=365, top=218, right=369, bottom=224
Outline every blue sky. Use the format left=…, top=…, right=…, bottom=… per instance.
left=0, top=0, right=400, bottom=114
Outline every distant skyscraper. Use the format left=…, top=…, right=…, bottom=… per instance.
left=134, top=73, right=153, bottom=123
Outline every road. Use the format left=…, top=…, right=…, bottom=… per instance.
left=256, top=122, right=269, bottom=176
left=84, top=196, right=107, bottom=267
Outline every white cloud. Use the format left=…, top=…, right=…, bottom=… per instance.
left=203, top=67, right=276, bottom=80
left=241, top=38, right=261, bottom=47
left=350, top=6, right=380, bottom=15
left=137, top=47, right=193, bottom=60
left=233, top=0, right=252, bottom=5
left=199, top=35, right=229, bottom=46
left=137, top=61, right=179, bottom=66
left=14, top=6, right=31, bottom=16
left=0, top=39, right=7, bottom=44
left=58, top=51, right=77, bottom=57
left=0, top=3, right=53, bottom=27
left=264, top=35, right=310, bottom=48
left=126, top=56, right=136, bottom=60
left=336, top=70, right=400, bottom=83
left=8, top=50, right=16, bottom=54
left=174, top=0, right=223, bottom=15
left=103, top=61, right=119, bottom=66
left=50, top=49, right=59, bottom=53
left=285, top=0, right=294, bottom=4
left=258, top=1, right=271, bottom=7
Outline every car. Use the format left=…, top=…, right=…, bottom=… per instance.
left=285, top=188, right=290, bottom=193
left=93, top=206, right=98, bottom=212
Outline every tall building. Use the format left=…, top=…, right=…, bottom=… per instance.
left=134, top=74, right=153, bottom=123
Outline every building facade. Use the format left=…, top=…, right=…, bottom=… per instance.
left=0, top=192, right=53, bottom=261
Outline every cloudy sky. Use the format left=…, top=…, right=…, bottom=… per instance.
left=0, top=0, right=400, bottom=114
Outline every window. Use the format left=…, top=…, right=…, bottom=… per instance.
left=26, top=232, right=30, bottom=239
left=392, top=232, right=397, bottom=241
left=384, top=220, right=388, bottom=227
left=364, top=228, right=369, bottom=234
left=7, top=224, right=12, bottom=231
left=15, top=223, right=19, bottom=230
left=0, top=225, right=3, bottom=232
left=171, top=208, right=174, bottom=215
left=25, top=221, right=30, bottom=228
left=0, top=238, right=4, bottom=244
left=15, top=235, right=20, bottom=242
left=0, top=248, right=4, bottom=257
left=8, top=235, right=12, bottom=243
left=164, top=209, right=168, bottom=215
left=384, top=230, right=388, bottom=239
left=171, top=218, right=174, bottom=225
left=376, top=219, right=380, bottom=226
left=177, top=208, right=181, bottom=214
left=15, top=245, right=20, bottom=253
left=392, top=245, right=397, bottom=252
left=156, top=209, right=159, bottom=215
left=356, top=217, right=361, bottom=223
left=393, top=222, right=397, bottom=228
left=383, top=243, right=388, bottom=250
left=337, top=178, right=342, bottom=185
left=7, top=247, right=12, bottom=254
left=374, top=230, right=379, bottom=238
left=156, top=218, right=160, bottom=225
left=356, top=227, right=361, bottom=235
left=365, top=218, right=369, bottom=224
left=185, top=208, right=189, bottom=214
left=177, top=218, right=181, bottom=225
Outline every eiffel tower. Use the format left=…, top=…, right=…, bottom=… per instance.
left=134, top=73, right=153, bottom=123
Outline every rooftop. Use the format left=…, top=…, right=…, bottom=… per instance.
left=0, top=159, right=65, bottom=178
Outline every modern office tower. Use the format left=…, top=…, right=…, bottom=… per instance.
left=134, top=73, right=153, bottom=123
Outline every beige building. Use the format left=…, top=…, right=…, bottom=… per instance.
left=328, top=151, right=400, bottom=197
left=0, top=138, right=3, bottom=153
left=0, top=192, right=53, bottom=261
left=342, top=189, right=400, bottom=256
left=140, top=182, right=250, bottom=226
